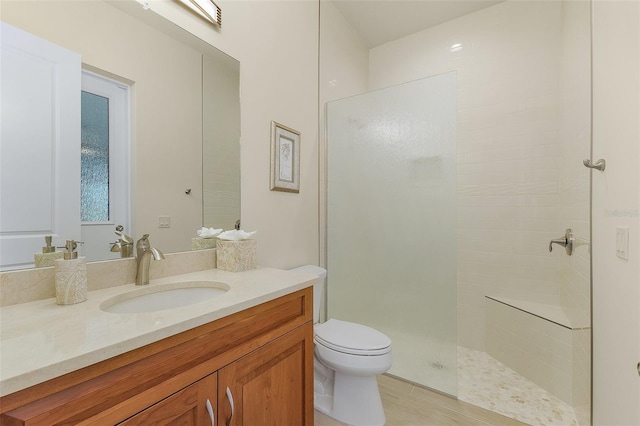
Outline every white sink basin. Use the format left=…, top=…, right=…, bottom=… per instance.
left=100, top=281, right=230, bottom=314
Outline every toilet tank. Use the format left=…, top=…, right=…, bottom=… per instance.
left=289, top=265, right=326, bottom=323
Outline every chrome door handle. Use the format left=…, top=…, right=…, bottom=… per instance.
left=549, top=229, right=574, bottom=256
left=583, top=158, right=606, bottom=171
left=225, top=386, right=235, bottom=426
left=206, top=398, right=215, bottom=425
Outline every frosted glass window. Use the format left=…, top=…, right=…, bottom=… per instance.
left=81, top=91, right=109, bottom=222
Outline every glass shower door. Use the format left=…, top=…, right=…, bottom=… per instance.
left=326, top=72, right=458, bottom=395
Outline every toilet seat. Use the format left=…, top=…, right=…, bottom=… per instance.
left=314, top=319, right=391, bottom=356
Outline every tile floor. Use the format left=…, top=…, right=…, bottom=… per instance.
left=457, top=347, right=578, bottom=426
left=315, top=347, right=579, bottom=426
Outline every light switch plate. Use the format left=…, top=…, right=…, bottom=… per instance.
left=616, top=227, right=629, bottom=260
left=158, top=216, right=171, bottom=228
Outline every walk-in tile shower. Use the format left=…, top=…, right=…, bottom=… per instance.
left=321, top=1, right=591, bottom=424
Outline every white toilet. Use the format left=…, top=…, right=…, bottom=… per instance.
left=290, top=265, right=392, bottom=426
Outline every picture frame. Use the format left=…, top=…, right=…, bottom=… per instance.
left=270, top=121, right=300, bottom=193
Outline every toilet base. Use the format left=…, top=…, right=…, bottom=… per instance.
left=314, top=358, right=386, bottom=426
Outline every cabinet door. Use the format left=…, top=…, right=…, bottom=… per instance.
left=118, top=372, right=217, bottom=426
left=218, top=323, right=313, bottom=426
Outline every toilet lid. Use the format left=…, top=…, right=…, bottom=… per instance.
left=314, top=319, right=391, bottom=356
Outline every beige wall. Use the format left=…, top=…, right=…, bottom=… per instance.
left=151, top=0, right=319, bottom=269
left=592, top=0, right=640, bottom=424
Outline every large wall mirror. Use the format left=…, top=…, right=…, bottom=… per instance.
left=0, top=0, right=240, bottom=270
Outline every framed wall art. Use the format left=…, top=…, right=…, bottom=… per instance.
left=270, top=121, right=300, bottom=193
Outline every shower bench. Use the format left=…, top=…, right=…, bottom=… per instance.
left=484, top=295, right=590, bottom=409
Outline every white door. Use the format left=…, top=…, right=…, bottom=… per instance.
left=0, top=23, right=81, bottom=270
left=80, top=71, right=130, bottom=261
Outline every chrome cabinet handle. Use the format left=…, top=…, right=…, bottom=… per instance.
left=583, top=158, right=606, bottom=171
left=206, top=398, right=215, bottom=425
left=549, top=229, right=574, bottom=256
left=225, top=387, right=235, bottom=426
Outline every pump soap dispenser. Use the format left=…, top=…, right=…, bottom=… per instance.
left=54, top=240, right=87, bottom=305
left=34, top=236, right=64, bottom=268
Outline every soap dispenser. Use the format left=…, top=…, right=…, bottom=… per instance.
left=54, top=240, right=87, bottom=305
left=34, top=236, right=64, bottom=268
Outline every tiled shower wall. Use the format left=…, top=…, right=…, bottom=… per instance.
left=369, top=0, right=567, bottom=352
left=558, top=1, right=591, bottom=422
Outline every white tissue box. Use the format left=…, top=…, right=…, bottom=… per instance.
left=216, top=239, right=257, bottom=272
left=191, top=237, right=217, bottom=250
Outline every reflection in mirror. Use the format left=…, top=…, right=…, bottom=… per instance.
left=0, top=0, right=240, bottom=271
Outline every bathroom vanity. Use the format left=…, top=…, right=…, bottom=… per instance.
left=0, top=268, right=315, bottom=425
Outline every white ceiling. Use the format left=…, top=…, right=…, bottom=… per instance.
left=331, top=0, right=504, bottom=48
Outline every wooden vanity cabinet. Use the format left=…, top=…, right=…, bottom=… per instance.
left=0, top=287, right=314, bottom=426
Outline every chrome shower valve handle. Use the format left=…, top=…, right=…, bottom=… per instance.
left=549, top=228, right=575, bottom=256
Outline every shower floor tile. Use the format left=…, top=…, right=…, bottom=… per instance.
left=458, top=346, right=578, bottom=426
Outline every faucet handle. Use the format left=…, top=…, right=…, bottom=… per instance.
left=136, top=234, right=152, bottom=258
left=115, top=225, right=134, bottom=244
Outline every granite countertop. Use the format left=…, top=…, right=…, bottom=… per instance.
left=0, top=267, right=315, bottom=397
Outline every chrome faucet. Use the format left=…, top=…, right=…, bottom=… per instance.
left=135, top=234, right=165, bottom=285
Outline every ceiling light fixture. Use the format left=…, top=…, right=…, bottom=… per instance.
left=177, top=0, right=222, bottom=27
